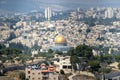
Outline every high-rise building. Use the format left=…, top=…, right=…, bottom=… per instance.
left=45, top=7, right=52, bottom=20
left=105, top=8, right=114, bottom=18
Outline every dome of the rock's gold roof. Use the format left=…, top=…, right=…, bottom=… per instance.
left=54, top=35, right=67, bottom=44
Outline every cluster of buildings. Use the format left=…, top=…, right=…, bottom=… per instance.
left=1, top=20, right=120, bottom=53
left=26, top=54, right=72, bottom=80
left=75, top=7, right=120, bottom=19
left=26, top=63, right=59, bottom=80
left=0, top=7, right=120, bottom=54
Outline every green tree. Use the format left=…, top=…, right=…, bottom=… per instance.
left=19, top=53, right=29, bottom=64
left=48, top=49, right=53, bottom=53
left=68, top=44, right=94, bottom=72
left=70, top=55, right=79, bottom=72
left=75, top=44, right=93, bottom=60
left=78, top=29, right=82, bottom=33
left=118, top=63, right=120, bottom=69
left=67, top=48, right=75, bottom=56
left=99, top=67, right=111, bottom=74
left=55, top=51, right=63, bottom=55
left=0, top=47, right=22, bottom=56
left=89, top=60, right=100, bottom=72
left=115, top=54, right=120, bottom=62
left=86, top=28, right=91, bottom=33
left=46, top=53, right=54, bottom=60
left=101, top=54, right=112, bottom=64
left=15, top=57, right=21, bottom=63
left=1, top=57, right=7, bottom=63
left=7, top=55, right=14, bottom=64
left=38, top=52, right=47, bottom=58
left=29, top=57, right=34, bottom=62
left=34, top=54, right=39, bottom=58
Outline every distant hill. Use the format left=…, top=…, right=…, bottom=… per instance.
left=0, top=0, right=120, bottom=13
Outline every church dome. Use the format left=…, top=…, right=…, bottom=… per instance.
left=54, top=35, right=67, bottom=44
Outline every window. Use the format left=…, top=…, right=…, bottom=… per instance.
left=68, top=66, right=72, bottom=69
left=28, top=71, right=30, bottom=74
left=63, top=66, right=67, bottom=69
left=28, top=76, right=30, bottom=78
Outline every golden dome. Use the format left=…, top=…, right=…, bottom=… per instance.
left=54, top=35, right=67, bottom=44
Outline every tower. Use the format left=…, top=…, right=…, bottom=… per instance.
left=105, top=8, right=114, bottom=18
left=45, top=7, right=52, bottom=20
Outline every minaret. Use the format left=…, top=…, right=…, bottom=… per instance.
left=108, top=47, right=112, bottom=54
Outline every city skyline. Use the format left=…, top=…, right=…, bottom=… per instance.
left=0, top=0, right=120, bottom=12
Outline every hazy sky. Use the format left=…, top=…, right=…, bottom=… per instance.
left=0, top=0, right=120, bottom=12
